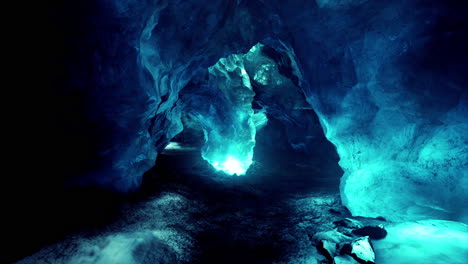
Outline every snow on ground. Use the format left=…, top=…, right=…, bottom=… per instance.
left=373, top=220, right=468, bottom=264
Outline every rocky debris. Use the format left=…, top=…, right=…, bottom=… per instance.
left=349, top=236, right=375, bottom=264
left=333, top=218, right=364, bottom=235
left=337, top=237, right=375, bottom=264
left=352, top=225, right=387, bottom=240
left=333, top=218, right=363, bottom=229
left=314, top=218, right=380, bottom=264
left=334, top=217, right=387, bottom=240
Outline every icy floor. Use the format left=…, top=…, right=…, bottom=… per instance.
left=16, top=191, right=344, bottom=264
left=18, top=189, right=468, bottom=264
left=16, top=151, right=343, bottom=264
left=373, top=220, right=468, bottom=264
left=15, top=151, right=468, bottom=264
left=16, top=192, right=200, bottom=264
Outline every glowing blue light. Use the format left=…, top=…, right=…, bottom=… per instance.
left=212, top=155, right=248, bottom=175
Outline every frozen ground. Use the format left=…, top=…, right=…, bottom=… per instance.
left=15, top=149, right=468, bottom=264
left=373, top=220, right=468, bottom=264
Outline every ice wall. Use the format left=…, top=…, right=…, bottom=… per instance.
left=283, top=0, right=468, bottom=222
left=52, top=0, right=278, bottom=190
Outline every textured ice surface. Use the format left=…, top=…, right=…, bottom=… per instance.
left=197, top=52, right=261, bottom=175
left=288, top=0, right=468, bottom=222
left=16, top=192, right=198, bottom=264
left=51, top=0, right=467, bottom=223
left=180, top=42, right=309, bottom=176
left=52, top=0, right=275, bottom=190
left=15, top=171, right=349, bottom=264
left=373, top=220, right=468, bottom=264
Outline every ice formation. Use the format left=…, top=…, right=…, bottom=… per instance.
left=48, top=0, right=467, bottom=222
left=192, top=52, right=265, bottom=176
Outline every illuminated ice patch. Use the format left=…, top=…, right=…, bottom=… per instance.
left=164, top=142, right=182, bottom=150
left=163, top=142, right=196, bottom=152
left=212, top=155, right=249, bottom=175
left=196, top=44, right=270, bottom=177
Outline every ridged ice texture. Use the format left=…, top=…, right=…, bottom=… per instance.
left=60, top=0, right=467, bottom=223
left=200, top=54, right=258, bottom=175
left=287, top=1, right=468, bottom=222
left=180, top=44, right=273, bottom=176
left=69, top=0, right=274, bottom=190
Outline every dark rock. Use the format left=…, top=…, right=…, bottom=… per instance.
left=329, top=208, right=342, bottom=215
left=352, top=225, right=387, bottom=240
left=339, top=242, right=353, bottom=256
left=317, top=239, right=337, bottom=262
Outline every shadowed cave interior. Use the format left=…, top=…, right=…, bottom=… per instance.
left=8, top=0, right=468, bottom=263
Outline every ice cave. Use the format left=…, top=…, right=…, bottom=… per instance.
left=7, top=0, right=468, bottom=263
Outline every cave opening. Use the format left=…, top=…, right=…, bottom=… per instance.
left=134, top=44, right=347, bottom=264
left=154, top=43, right=344, bottom=196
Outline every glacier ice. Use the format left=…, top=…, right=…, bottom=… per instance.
left=200, top=53, right=264, bottom=176
left=44, top=0, right=467, bottom=223
left=13, top=1, right=468, bottom=264
left=49, top=0, right=277, bottom=190
left=179, top=42, right=314, bottom=176
left=373, top=220, right=468, bottom=264
left=178, top=50, right=263, bottom=176
left=285, top=0, right=468, bottom=222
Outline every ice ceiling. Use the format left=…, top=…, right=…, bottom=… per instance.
left=58, top=0, right=467, bottom=223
